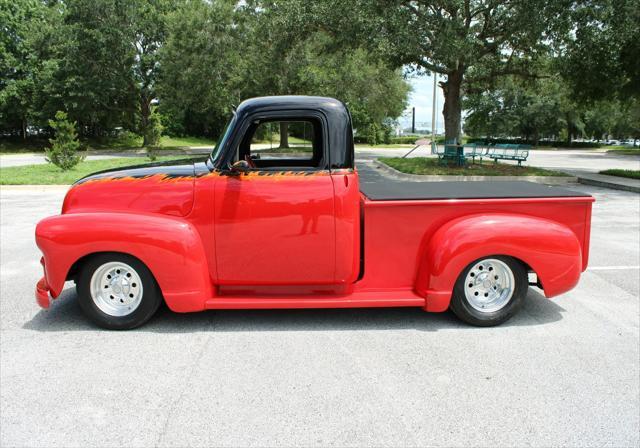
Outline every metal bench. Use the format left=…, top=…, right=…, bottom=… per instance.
left=486, top=144, right=530, bottom=166
left=438, top=139, right=465, bottom=166
left=463, top=143, right=485, bottom=163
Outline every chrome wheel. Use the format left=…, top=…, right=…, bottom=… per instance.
left=89, top=261, right=144, bottom=317
left=463, top=258, right=515, bottom=313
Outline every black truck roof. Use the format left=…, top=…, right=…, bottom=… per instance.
left=233, top=96, right=355, bottom=169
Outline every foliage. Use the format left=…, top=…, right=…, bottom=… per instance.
left=390, top=136, right=421, bottom=144
left=464, top=73, right=639, bottom=143
left=281, top=0, right=574, bottom=141
left=0, top=0, right=636, bottom=146
left=45, top=111, right=84, bottom=170
left=599, top=169, right=640, bottom=180
left=561, top=0, right=639, bottom=102
left=380, top=157, right=567, bottom=176
left=158, top=0, right=239, bottom=137
left=143, top=107, right=163, bottom=160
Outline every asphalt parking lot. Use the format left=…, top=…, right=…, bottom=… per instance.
left=1, top=183, right=639, bottom=447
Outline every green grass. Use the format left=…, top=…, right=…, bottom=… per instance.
left=379, top=157, right=567, bottom=176
left=0, top=135, right=215, bottom=154
left=0, top=155, right=202, bottom=185
left=158, top=135, right=215, bottom=147
left=606, top=147, right=640, bottom=155
left=355, top=143, right=415, bottom=149
left=256, top=145, right=313, bottom=157
left=599, top=169, right=640, bottom=180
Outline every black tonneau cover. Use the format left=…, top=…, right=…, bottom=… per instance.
left=358, top=165, right=591, bottom=201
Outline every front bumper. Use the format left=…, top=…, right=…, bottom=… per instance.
left=36, top=276, right=51, bottom=308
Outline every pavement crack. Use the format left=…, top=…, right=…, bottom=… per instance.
left=155, top=331, right=211, bottom=446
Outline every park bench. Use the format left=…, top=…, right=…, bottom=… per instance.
left=463, top=143, right=485, bottom=163
left=485, top=143, right=530, bottom=166
left=438, top=139, right=465, bottom=166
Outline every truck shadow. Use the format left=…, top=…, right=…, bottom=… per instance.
left=23, top=287, right=565, bottom=333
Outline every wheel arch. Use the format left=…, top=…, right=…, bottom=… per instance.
left=36, top=212, right=214, bottom=312
left=415, top=213, right=582, bottom=311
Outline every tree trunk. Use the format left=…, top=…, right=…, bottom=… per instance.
left=140, top=95, right=151, bottom=147
left=279, top=122, right=289, bottom=149
left=22, top=118, right=27, bottom=140
left=442, top=69, right=464, bottom=143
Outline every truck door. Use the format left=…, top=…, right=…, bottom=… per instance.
left=213, top=118, right=336, bottom=285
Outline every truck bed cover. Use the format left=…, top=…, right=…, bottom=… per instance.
left=358, top=165, right=591, bottom=201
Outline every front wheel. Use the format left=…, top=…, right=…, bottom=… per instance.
left=77, top=253, right=162, bottom=330
left=449, top=256, right=528, bottom=327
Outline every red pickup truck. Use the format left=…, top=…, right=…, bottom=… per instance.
left=35, top=96, right=594, bottom=329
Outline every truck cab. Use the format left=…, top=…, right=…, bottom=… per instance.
left=35, top=96, right=594, bottom=329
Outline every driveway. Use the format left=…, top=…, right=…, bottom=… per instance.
left=0, top=184, right=638, bottom=447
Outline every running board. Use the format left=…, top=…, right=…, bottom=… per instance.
left=204, top=292, right=425, bottom=310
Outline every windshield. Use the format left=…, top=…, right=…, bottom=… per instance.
left=209, top=113, right=236, bottom=166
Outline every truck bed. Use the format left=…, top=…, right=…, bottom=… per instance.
left=358, top=163, right=590, bottom=200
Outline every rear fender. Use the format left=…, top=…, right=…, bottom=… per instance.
left=35, top=212, right=213, bottom=312
left=415, top=213, right=582, bottom=312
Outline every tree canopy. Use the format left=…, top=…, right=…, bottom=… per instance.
left=0, top=0, right=410, bottom=142
left=0, top=0, right=637, bottom=144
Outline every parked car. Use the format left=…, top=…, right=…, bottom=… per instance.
left=35, top=96, right=595, bottom=329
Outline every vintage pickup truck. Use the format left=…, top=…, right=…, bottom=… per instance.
left=35, top=96, right=594, bottom=329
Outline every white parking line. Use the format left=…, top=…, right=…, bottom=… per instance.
left=588, top=266, right=640, bottom=271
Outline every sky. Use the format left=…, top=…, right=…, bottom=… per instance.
left=398, top=74, right=446, bottom=134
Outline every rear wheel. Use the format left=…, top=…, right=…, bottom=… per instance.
left=77, top=253, right=161, bottom=330
left=450, top=256, right=527, bottom=327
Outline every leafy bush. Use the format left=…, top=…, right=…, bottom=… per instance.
left=390, top=136, right=420, bottom=144
left=144, top=108, right=164, bottom=148
left=45, top=111, right=84, bottom=170
left=144, top=108, right=164, bottom=160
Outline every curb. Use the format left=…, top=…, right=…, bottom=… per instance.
left=371, top=160, right=578, bottom=185
left=576, top=177, right=640, bottom=193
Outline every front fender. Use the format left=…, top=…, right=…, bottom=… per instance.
left=415, top=213, right=582, bottom=312
left=35, top=212, right=213, bottom=312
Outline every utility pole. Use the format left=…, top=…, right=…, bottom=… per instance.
left=431, top=73, right=437, bottom=143
left=411, top=107, right=415, bottom=134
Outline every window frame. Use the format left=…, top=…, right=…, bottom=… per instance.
left=218, top=110, right=330, bottom=172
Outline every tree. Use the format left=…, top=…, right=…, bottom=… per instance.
left=464, top=76, right=582, bottom=144
left=561, top=0, right=639, bottom=102
left=158, top=0, right=239, bottom=137
left=43, top=0, right=173, bottom=140
left=282, top=0, right=573, bottom=142
left=240, top=3, right=410, bottom=139
left=0, top=0, right=49, bottom=138
left=46, top=111, right=84, bottom=170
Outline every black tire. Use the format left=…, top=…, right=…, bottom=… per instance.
left=76, top=253, right=162, bottom=330
left=449, top=255, right=528, bottom=327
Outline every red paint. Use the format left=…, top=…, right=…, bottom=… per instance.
left=36, top=277, right=50, bottom=308
left=212, top=172, right=336, bottom=284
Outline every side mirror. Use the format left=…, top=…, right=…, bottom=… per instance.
left=230, top=160, right=250, bottom=173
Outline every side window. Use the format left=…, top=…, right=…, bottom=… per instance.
left=241, top=119, right=324, bottom=170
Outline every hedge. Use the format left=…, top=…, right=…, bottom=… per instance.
left=466, top=138, right=601, bottom=148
